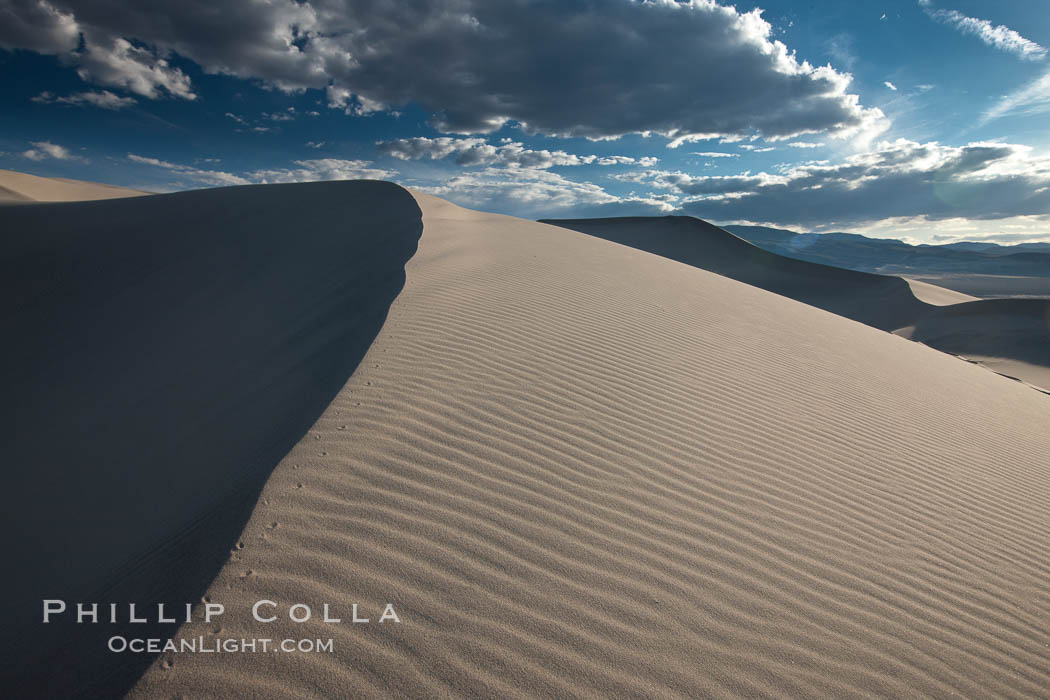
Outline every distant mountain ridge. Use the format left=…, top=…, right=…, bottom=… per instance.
left=725, top=225, right=1050, bottom=278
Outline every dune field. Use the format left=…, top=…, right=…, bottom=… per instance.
left=2, top=179, right=1050, bottom=698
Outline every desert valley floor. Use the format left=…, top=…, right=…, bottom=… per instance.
left=1, top=172, right=1049, bottom=698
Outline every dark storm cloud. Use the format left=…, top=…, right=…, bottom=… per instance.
left=0, top=0, right=884, bottom=141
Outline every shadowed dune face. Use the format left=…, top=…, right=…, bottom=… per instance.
left=127, top=193, right=1050, bottom=698
left=896, top=298, right=1050, bottom=392
left=541, top=216, right=933, bottom=331
left=0, top=181, right=421, bottom=695
left=0, top=168, right=147, bottom=203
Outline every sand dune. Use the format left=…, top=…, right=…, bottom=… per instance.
left=0, top=182, right=421, bottom=694
left=896, top=297, right=1050, bottom=392
left=541, top=216, right=940, bottom=331
left=544, top=215, right=1049, bottom=392
left=3, top=183, right=1050, bottom=697
left=904, top=278, right=978, bottom=306
left=0, top=168, right=147, bottom=203
left=910, top=273, right=1050, bottom=299
left=124, top=191, right=1050, bottom=697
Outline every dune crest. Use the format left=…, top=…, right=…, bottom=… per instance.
left=115, top=190, right=1050, bottom=698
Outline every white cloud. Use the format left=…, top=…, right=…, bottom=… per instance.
left=263, top=108, right=296, bottom=122
left=31, top=90, right=137, bottom=109
left=21, top=140, right=83, bottom=161
left=858, top=215, right=1050, bottom=244
left=127, top=154, right=250, bottom=186
left=377, top=137, right=657, bottom=169
left=982, top=70, right=1050, bottom=123
left=76, top=34, right=196, bottom=99
left=1, top=0, right=885, bottom=142
left=786, top=141, right=825, bottom=149
left=884, top=81, right=898, bottom=91
left=127, top=154, right=396, bottom=188
left=617, top=169, right=788, bottom=195
left=919, top=1, right=1047, bottom=61
left=692, top=151, right=739, bottom=158
left=416, top=166, right=672, bottom=217
left=251, top=159, right=397, bottom=183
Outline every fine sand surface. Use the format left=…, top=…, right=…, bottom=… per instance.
left=0, top=168, right=147, bottom=203
left=544, top=216, right=1049, bottom=394
left=3, top=182, right=1050, bottom=698
left=126, top=191, right=1050, bottom=697
left=540, top=216, right=933, bottom=331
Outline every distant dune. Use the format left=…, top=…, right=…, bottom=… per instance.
left=0, top=168, right=147, bottom=203
left=541, top=215, right=933, bottom=330
left=903, top=278, right=977, bottom=306
left=2, top=180, right=1050, bottom=698
left=896, top=297, right=1050, bottom=393
left=910, top=273, right=1050, bottom=299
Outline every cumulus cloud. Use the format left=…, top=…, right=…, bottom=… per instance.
left=616, top=169, right=787, bottom=195
left=128, top=153, right=396, bottom=187
left=692, top=152, right=739, bottom=158
left=21, top=140, right=83, bottom=161
left=919, top=1, right=1047, bottom=61
left=416, top=167, right=672, bottom=218
left=884, top=81, right=898, bottom=91
left=0, top=0, right=885, bottom=142
left=74, top=34, right=196, bottom=99
left=786, top=141, right=825, bottom=149
left=666, top=138, right=1050, bottom=228
left=31, top=89, right=136, bottom=109
left=377, top=137, right=657, bottom=169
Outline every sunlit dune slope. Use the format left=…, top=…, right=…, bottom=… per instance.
left=121, top=191, right=1050, bottom=699
left=541, top=215, right=934, bottom=330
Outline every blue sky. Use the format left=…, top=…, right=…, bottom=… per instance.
left=1, top=0, right=1048, bottom=243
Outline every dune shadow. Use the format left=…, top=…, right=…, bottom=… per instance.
left=901, top=298, right=1050, bottom=385
left=0, top=181, right=422, bottom=697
